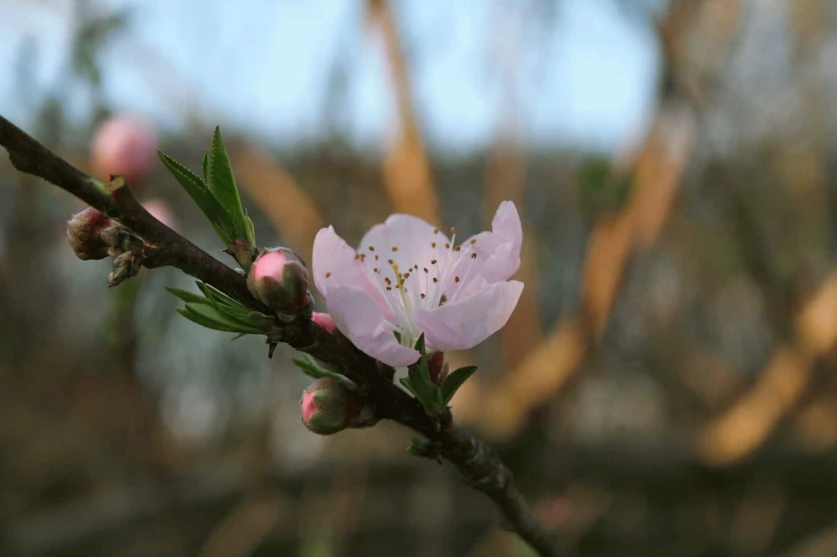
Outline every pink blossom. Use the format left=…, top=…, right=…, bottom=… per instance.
left=91, top=115, right=157, bottom=183
left=312, top=201, right=524, bottom=367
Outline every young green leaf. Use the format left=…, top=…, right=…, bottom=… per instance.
left=165, top=286, right=208, bottom=304
left=183, top=302, right=264, bottom=334
left=201, top=149, right=209, bottom=181
left=158, top=151, right=235, bottom=243
left=176, top=307, right=241, bottom=333
left=441, top=366, right=478, bottom=403
left=207, top=126, right=249, bottom=243
left=292, top=355, right=346, bottom=381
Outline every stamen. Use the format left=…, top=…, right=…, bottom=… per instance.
left=471, top=253, right=477, bottom=259
left=392, top=246, right=398, bottom=252
left=455, top=276, right=460, bottom=283
left=325, top=272, right=331, bottom=278
left=368, top=246, right=375, bottom=251
left=470, top=239, right=477, bottom=244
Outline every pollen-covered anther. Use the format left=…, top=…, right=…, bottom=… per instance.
left=471, top=253, right=477, bottom=259
left=392, top=246, right=398, bottom=252
left=368, top=246, right=375, bottom=251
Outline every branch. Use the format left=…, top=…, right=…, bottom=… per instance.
left=0, top=114, right=564, bottom=557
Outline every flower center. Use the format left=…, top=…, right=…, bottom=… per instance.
left=360, top=228, right=481, bottom=348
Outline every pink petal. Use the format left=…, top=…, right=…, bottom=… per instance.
left=312, top=227, right=394, bottom=319
left=327, top=285, right=420, bottom=367
left=359, top=213, right=452, bottom=278
left=413, top=280, right=524, bottom=352
left=482, top=201, right=523, bottom=283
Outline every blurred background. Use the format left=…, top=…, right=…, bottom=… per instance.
left=2, top=0, right=837, bottom=555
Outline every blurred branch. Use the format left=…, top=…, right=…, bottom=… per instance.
left=698, top=273, right=837, bottom=465
left=365, top=0, right=440, bottom=225
left=228, top=141, right=325, bottom=255
left=474, top=0, right=743, bottom=439
left=0, top=114, right=564, bottom=557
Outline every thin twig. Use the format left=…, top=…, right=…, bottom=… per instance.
left=0, top=114, right=565, bottom=557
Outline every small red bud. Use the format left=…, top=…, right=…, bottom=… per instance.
left=428, top=351, right=446, bottom=384
left=67, top=207, right=116, bottom=260
left=312, top=312, right=336, bottom=334
left=247, top=247, right=309, bottom=312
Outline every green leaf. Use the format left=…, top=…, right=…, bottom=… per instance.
left=158, top=151, right=235, bottom=243
left=404, top=334, right=446, bottom=416
left=176, top=308, right=241, bottom=333
left=183, top=302, right=264, bottom=334
left=207, top=126, right=249, bottom=243
left=165, top=286, right=208, bottom=305
left=292, top=355, right=345, bottom=381
left=201, top=150, right=209, bottom=181
left=441, top=366, right=478, bottom=403
left=244, top=211, right=256, bottom=247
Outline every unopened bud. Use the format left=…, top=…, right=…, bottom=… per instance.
left=312, top=312, right=336, bottom=334
left=300, top=377, right=378, bottom=435
left=247, top=248, right=309, bottom=312
left=91, top=114, right=157, bottom=184
left=301, top=377, right=357, bottom=435
left=67, top=207, right=116, bottom=260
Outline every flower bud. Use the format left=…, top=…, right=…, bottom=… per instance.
left=312, top=312, right=336, bottom=334
left=300, top=377, right=359, bottom=435
left=91, top=114, right=157, bottom=184
left=67, top=207, right=116, bottom=260
left=247, top=248, right=309, bottom=313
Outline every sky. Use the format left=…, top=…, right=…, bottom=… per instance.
left=0, top=0, right=661, bottom=153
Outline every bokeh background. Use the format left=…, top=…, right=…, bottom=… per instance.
left=3, top=0, right=837, bottom=556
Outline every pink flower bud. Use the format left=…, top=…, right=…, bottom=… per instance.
left=91, top=115, right=157, bottom=183
left=67, top=207, right=115, bottom=260
left=312, top=312, right=336, bottom=334
left=300, top=377, right=359, bottom=435
left=247, top=247, right=309, bottom=312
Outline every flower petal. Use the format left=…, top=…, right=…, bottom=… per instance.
left=359, top=213, right=452, bottom=281
left=413, top=280, right=524, bottom=352
left=312, top=226, right=395, bottom=320
left=327, top=285, right=420, bottom=367
left=481, top=201, right=523, bottom=283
